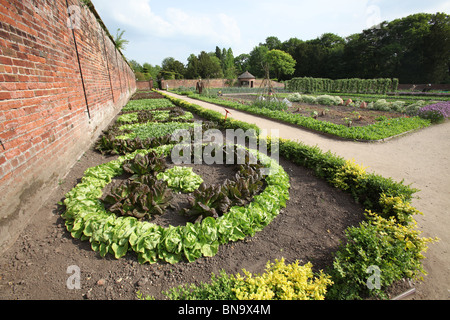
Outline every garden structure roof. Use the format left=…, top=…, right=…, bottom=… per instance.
left=238, top=71, right=256, bottom=80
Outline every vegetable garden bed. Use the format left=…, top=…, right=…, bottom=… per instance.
left=84, top=90, right=435, bottom=299
left=172, top=91, right=434, bottom=142
left=1, top=90, right=435, bottom=301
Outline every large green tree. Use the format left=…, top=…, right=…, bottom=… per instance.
left=222, top=48, right=237, bottom=79
left=262, top=36, right=282, bottom=50
left=198, top=51, right=224, bottom=79
left=160, top=57, right=185, bottom=79
left=265, top=49, right=296, bottom=80
left=185, top=51, right=224, bottom=79
left=142, top=63, right=161, bottom=80
left=423, top=12, right=450, bottom=83
left=185, top=54, right=200, bottom=79
left=234, top=53, right=250, bottom=75
left=248, top=45, right=269, bottom=78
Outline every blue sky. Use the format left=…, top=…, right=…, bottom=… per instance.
left=91, top=0, right=450, bottom=66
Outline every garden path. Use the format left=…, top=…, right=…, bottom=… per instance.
left=162, top=90, right=450, bottom=300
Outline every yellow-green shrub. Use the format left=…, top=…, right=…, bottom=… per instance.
left=327, top=212, right=437, bottom=300
left=379, top=193, right=423, bottom=224
left=233, top=258, right=333, bottom=300
left=330, top=159, right=368, bottom=191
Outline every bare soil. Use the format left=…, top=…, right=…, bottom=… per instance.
left=130, top=90, right=163, bottom=100
left=223, top=94, right=407, bottom=127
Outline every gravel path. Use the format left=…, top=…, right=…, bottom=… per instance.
left=162, top=91, right=450, bottom=300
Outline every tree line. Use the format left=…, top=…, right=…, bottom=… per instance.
left=129, top=12, right=449, bottom=84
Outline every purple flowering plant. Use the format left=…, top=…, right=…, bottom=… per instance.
left=418, top=102, right=450, bottom=123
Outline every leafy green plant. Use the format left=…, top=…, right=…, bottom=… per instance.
left=122, top=99, right=175, bottom=112
left=116, top=108, right=194, bottom=125
left=222, top=170, right=265, bottom=207
left=183, top=183, right=229, bottom=222
left=252, top=97, right=289, bottom=111
left=122, top=152, right=167, bottom=179
left=163, top=259, right=332, bottom=301
left=327, top=212, right=437, bottom=300
left=234, top=258, right=333, bottom=300
left=95, top=133, right=118, bottom=155
left=375, top=115, right=388, bottom=122
left=330, top=159, right=367, bottom=191
left=378, top=193, right=422, bottom=225
left=118, top=122, right=199, bottom=141
left=405, top=100, right=428, bottom=116
left=103, top=178, right=173, bottom=220
left=301, top=95, right=317, bottom=104
left=315, top=95, right=343, bottom=106
left=163, top=270, right=237, bottom=300
left=181, top=149, right=266, bottom=223
left=117, top=112, right=139, bottom=123
left=157, top=166, right=204, bottom=193
left=95, top=115, right=205, bottom=155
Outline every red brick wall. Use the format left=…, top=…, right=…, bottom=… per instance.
left=0, top=0, right=136, bottom=253
left=136, top=80, right=154, bottom=91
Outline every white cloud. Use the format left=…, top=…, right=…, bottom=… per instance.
left=94, top=0, right=241, bottom=46
left=164, top=7, right=241, bottom=47
left=216, top=13, right=241, bottom=45
left=100, top=0, right=172, bottom=37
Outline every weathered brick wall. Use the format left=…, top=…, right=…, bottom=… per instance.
left=0, top=0, right=136, bottom=253
left=136, top=80, right=154, bottom=91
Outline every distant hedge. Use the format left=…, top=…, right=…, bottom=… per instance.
left=288, top=77, right=399, bottom=95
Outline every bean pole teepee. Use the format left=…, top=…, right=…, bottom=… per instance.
left=258, top=62, right=276, bottom=100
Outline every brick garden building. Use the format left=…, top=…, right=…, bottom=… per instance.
left=238, top=71, right=256, bottom=88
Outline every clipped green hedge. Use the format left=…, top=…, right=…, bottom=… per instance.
left=270, top=138, right=419, bottom=213
left=287, top=77, right=399, bottom=95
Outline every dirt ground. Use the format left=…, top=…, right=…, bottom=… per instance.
left=0, top=91, right=447, bottom=301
